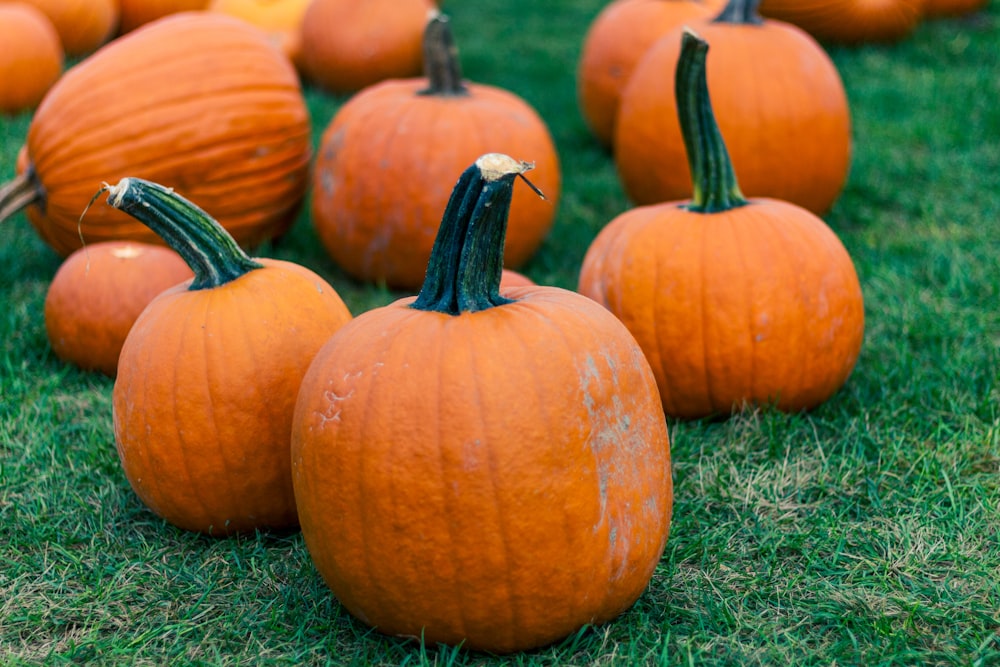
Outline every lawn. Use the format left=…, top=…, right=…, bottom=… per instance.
left=1, top=1, right=999, bottom=665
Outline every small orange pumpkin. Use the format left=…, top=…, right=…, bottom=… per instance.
left=300, top=0, right=436, bottom=94
left=44, top=241, right=193, bottom=377
left=15, top=0, right=118, bottom=55
left=581, top=29, right=865, bottom=419
left=293, top=153, right=672, bottom=653
left=311, top=15, right=560, bottom=289
left=0, top=4, right=63, bottom=114
left=758, top=0, right=925, bottom=44
left=117, top=0, right=210, bottom=33
left=0, top=12, right=312, bottom=257
left=208, top=0, right=311, bottom=68
left=577, top=0, right=724, bottom=148
left=104, top=177, right=353, bottom=534
left=615, top=0, right=852, bottom=215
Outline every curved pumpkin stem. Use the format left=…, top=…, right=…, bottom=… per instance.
left=677, top=28, right=748, bottom=214
left=99, top=178, right=262, bottom=290
left=412, top=153, right=542, bottom=315
left=713, top=0, right=764, bottom=25
left=418, top=14, right=469, bottom=97
left=0, top=169, right=44, bottom=223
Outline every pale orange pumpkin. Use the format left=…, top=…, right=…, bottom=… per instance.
left=0, top=4, right=63, bottom=114
left=44, top=241, right=193, bottom=377
left=208, top=0, right=310, bottom=68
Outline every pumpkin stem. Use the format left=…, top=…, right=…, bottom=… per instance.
left=0, top=169, right=44, bottom=223
left=713, top=0, right=764, bottom=25
left=98, top=178, right=263, bottom=290
left=418, top=13, right=469, bottom=97
left=412, top=153, right=541, bottom=315
left=677, top=28, right=748, bottom=214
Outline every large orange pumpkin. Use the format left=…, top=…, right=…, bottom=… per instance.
left=15, top=0, right=118, bottom=55
left=117, top=0, right=210, bottom=32
left=44, top=241, right=193, bottom=377
left=0, top=12, right=311, bottom=257
left=311, top=15, right=560, bottom=289
left=577, top=0, right=724, bottom=148
left=758, top=0, right=925, bottom=44
left=105, top=177, right=353, bottom=535
left=615, top=0, right=852, bottom=215
left=300, top=0, right=436, bottom=94
left=0, top=4, right=63, bottom=114
left=292, top=154, right=672, bottom=653
left=582, top=29, right=864, bottom=419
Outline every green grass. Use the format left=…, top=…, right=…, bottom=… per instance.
left=2, top=2, right=999, bottom=665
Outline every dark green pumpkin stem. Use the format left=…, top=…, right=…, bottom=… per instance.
left=0, top=168, right=44, bottom=223
left=98, top=178, right=262, bottom=290
left=418, top=14, right=469, bottom=97
left=713, top=0, right=763, bottom=25
left=678, top=28, right=748, bottom=214
left=412, top=154, right=542, bottom=315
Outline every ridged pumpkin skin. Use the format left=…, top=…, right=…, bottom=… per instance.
left=11, top=12, right=311, bottom=257
left=577, top=0, right=722, bottom=148
left=923, top=0, right=987, bottom=17
left=312, top=19, right=560, bottom=289
left=16, top=0, right=118, bottom=56
left=300, top=0, right=435, bottom=94
left=117, top=0, right=210, bottom=32
left=208, top=0, right=311, bottom=68
left=44, top=241, right=193, bottom=377
left=0, top=4, right=64, bottom=114
left=615, top=6, right=851, bottom=215
left=584, top=29, right=864, bottom=419
left=758, top=0, right=925, bottom=44
left=293, top=155, right=672, bottom=653
left=107, top=178, right=353, bottom=535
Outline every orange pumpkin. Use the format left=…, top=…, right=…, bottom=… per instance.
left=0, top=4, right=63, bottom=114
left=923, top=0, right=987, bottom=17
left=311, top=15, right=560, bottom=289
left=117, top=0, right=210, bottom=32
left=208, top=0, right=311, bottom=68
left=292, top=153, right=672, bottom=653
left=758, top=0, right=925, bottom=44
left=615, top=0, right=852, bottom=215
left=0, top=12, right=311, bottom=257
left=300, top=0, right=435, bottom=94
left=44, top=241, right=193, bottom=377
left=581, top=29, right=864, bottom=419
left=104, top=177, right=353, bottom=535
left=577, top=0, right=724, bottom=148
left=15, top=0, right=118, bottom=55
